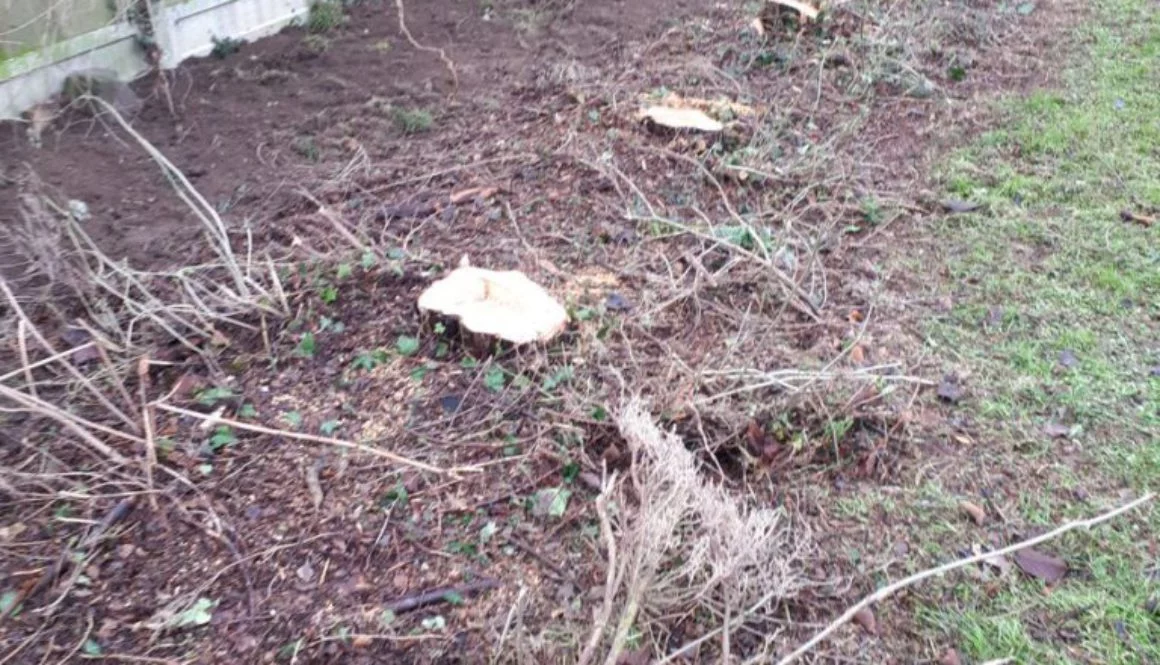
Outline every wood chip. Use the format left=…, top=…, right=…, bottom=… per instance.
left=768, top=0, right=820, bottom=20
left=640, top=106, right=724, bottom=132
left=449, top=186, right=499, bottom=205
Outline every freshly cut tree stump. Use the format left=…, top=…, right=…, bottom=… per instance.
left=417, top=258, right=568, bottom=353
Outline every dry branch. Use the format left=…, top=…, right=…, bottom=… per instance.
left=154, top=403, right=475, bottom=476
left=80, top=96, right=262, bottom=299
left=0, top=384, right=133, bottom=465
left=769, top=492, right=1156, bottom=665
left=384, top=578, right=500, bottom=614
left=0, top=279, right=140, bottom=433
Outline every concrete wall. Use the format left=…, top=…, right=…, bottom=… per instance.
left=0, top=0, right=312, bottom=118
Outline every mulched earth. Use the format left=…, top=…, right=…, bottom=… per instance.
left=0, top=1, right=1070, bottom=663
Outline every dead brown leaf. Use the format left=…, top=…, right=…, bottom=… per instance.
left=852, top=607, right=878, bottom=635
left=973, top=544, right=1012, bottom=577
left=984, top=553, right=1012, bottom=576
left=351, top=634, right=374, bottom=648
left=960, top=501, right=986, bottom=526
left=24, top=103, right=55, bottom=146
left=940, top=648, right=963, bottom=665
left=937, top=374, right=964, bottom=403
left=850, top=344, right=866, bottom=364
left=1014, top=547, right=1068, bottom=583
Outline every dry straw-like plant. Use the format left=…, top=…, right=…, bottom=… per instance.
left=5, top=96, right=289, bottom=358
left=580, top=400, right=811, bottom=665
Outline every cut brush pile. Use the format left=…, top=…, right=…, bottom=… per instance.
left=580, top=401, right=810, bottom=664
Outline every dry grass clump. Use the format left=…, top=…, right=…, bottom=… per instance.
left=3, top=98, right=288, bottom=358
left=579, top=400, right=811, bottom=664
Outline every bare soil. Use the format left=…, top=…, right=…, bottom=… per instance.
left=0, top=1, right=1070, bottom=663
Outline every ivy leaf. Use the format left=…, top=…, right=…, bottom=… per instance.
left=396, top=335, right=420, bottom=356
left=320, top=285, right=339, bottom=304
left=209, top=426, right=236, bottom=450
left=479, top=521, right=498, bottom=544
left=0, top=589, right=20, bottom=617
left=533, top=487, right=571, bottom=518
left=282, top=411, right=303, bottom=429
left=542, top=366, right=574, bottom=391
left=360, top=250, right=377, bottom=270
left=484, top=367, right=505, bottom=392
left=296, top=332, right=316, bottom=358
left=197, top=386, right=234, bottom=406
left=174, top=597, right=216, bottom=628
left=81, top=639, right=102, bottom=656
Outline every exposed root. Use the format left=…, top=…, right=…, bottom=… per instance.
left=394, top=0, right=459, bottom=95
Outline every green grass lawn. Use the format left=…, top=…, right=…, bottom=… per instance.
left=916, top=0, right=1160, bottom=660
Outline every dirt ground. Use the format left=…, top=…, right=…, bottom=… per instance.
left=0, top=0, right=1075, bottom=663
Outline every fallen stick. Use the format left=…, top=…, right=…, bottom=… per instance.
left=0, top=279, right=141, bottom=433
left=154, top=403, right=474, bottom=477
left=0, top=383, right=135, bottom=464
left=1120, top=209, right=1156, bottom=227
left=0, top=342, right=96, bottom=383
left=772, top=492, right=1155, bottom=665
left=383, top=578, right=500, bottom=614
